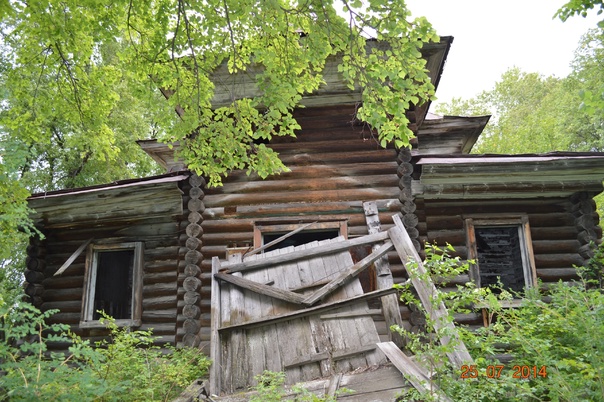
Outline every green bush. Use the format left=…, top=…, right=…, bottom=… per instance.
left=393, top=243, right=604, bottom=401
left=0, top=301, right=210, bottom=401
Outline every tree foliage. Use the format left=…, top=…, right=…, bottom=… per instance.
left=0, top=301, right=210, bottom=401
left=394, top=244, right=604, bottom=402
left=0, top=0, right=438, bottom=286
left=436, top=29, right=604, bottom=155
left=0, top=0, right=437, bottom=189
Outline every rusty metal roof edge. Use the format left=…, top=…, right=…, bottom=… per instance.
left=28, top=171, right=191, bottom=200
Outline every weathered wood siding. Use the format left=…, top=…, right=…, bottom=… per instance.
left=27, top=180, right=187, bottom=347
left=409, top=192, right=602, bottom=328
left=416, top=194, right=601, bottom=327
left=197, top=105, right=411, bottom=349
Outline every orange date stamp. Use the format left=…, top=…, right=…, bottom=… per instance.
left=461, top=365, right=548, bottom=379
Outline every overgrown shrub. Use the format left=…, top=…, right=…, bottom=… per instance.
left=394, top=243, right=604, bottom=401
left=0, top=301, right=210, bottom=401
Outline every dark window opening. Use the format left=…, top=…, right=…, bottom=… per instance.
left=93, top=250, right=134, bottom=320
left=263, top=230, right=339, bottom=252
left=475, top=226, right=525, bottom=293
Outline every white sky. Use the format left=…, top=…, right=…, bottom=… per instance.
left=405, top=0, right=602, bottom=106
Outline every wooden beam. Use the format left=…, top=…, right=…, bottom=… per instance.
left=210, top=257, right=222, bottom=396
left=54, top=238, right=93, bottom=276
left=390, top=215, right=473, bottom=368
left=377, top=342, right=452, bottom=402
left=302, top=241, right=394, bottom=306
left=221, top=231, right=390, bottom=273
left=218, top=287, right=397, bottom=332
left=284, top=344, right=378, bottom=369
left=214, top=272, right=306, bottom=305
left=244, top=221, right=317, bottom=258
left=363, top=201, right=391, bottom=277
left=363, top=202, right=406, bottom=348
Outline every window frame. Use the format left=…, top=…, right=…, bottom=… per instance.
left=80, top=242, right=144, bottom=329
left=253, top=220, right=348, bottom=250
left=465, top=215, right=537, bottom=298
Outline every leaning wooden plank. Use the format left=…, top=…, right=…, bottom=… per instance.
left=388, top=221, right=473, bottom=368
left=363, top=201, right=406, bottom=347
left=214, top=272, right=306, bottom=305
left=363, top=201, right=391, bottom=277
left=244, top=221, right=317, bottom=258
left=54, top=238, right=93, bottom=276
left=219, top=288, right=397, bottom=332
left=221, top=231, right=390, bottom=273
left=210, top=257, right=222, bottom=396
left=302, top=241, right=394, bottom=306
left=377, top=342, right=452, bottom=402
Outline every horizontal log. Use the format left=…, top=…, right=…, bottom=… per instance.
left=183, top=277, right=202, bottom=292
left=184, top=264, right=202, bottom=277
left=530, top=226, right=578, bottom=241
left=25, top=283, right=44, bottom=297
left=26, top=257, right=46, bottom=272
left=202, top=199, right=401, bottom=220
left=210, top=174, right=398, bottom=196
left=145, top=260, right=184, bottom=273
left=45, top=312, right=80, bottom=324
left=277, top=149, right=397, bottom=166
left=142, top=309, right=178, bottom=322
left=536, top=268, right=578, bottom=280
left=203, top=187, right=400, bottom=208
left=25, top=270, right=45, bottom=283
left=139, top=323, right=178, bottom=334
left=532, top=240, right=580, bottom=254
left=185, top=250, right=202, bottom=264
left=40, top=300, right=83, bottom=312
left=189, top=186, right=204, bottom=199
left=534, top=254, right=585, bottom=269
left=144, top=271, right=178, bottom=285
left=142, top=283, right=178, bottom=296
left=184, top=291, right=201, bottom=305
left=42, top=288, right=82, bottom=302
left=143, top=295, right=178, bottom=310
left=183, top=318, right=200, bottom=334
left=216, top=162, right=398, bottom=184
left=183, top=304, right=201, bottom=319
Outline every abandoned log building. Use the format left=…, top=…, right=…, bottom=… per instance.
left=24, top=37, right=604, bottom=398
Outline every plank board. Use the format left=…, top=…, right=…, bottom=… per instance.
left=215, top=237, right=386, bottom=394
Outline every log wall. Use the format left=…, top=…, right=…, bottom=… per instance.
left=420, top=194, right=601, bottom=287
left=27, top=182, right=187, bottom=347
left=197, top=105, right=410, bottom=350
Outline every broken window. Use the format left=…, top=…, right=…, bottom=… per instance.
left=80, top=242, right=143, bottom=328
left=253, top=220, right=348, bottom=251
left=465, top=216, right=536, bottom=297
